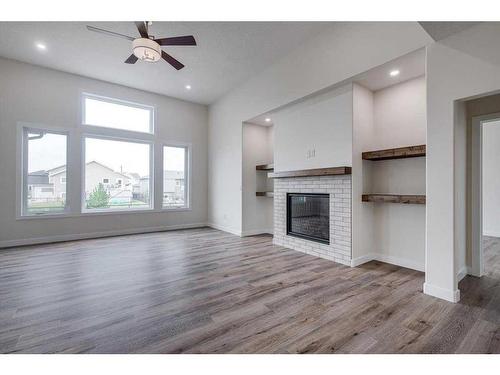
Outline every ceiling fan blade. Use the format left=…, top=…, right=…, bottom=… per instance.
left=124, top=54, right=139, bottom=64
left=161, top=51, right=184, bottom=70
left=155, top=35, right=196, bottom=46
left=86, top=25, right=135, bottom=41
left=135, top=21, right=149, bottom=38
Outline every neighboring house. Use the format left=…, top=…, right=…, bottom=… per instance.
left=46, top=164, right=67, bottom=199
left=135, top=171, right=184, bottom=205
left=163, top=170, right=185, bottom=205
left=125, top=172, right=141, bottom=197
left=28, top=163, right=182, bottom=206
left=83, top=161, right=132, bottom=204
left=27, top=170, right=55, bottom=200
left=28, top=161, right=135, bottom=205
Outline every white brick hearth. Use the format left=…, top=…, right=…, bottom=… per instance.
left=273, top=175, right=352, bottom=265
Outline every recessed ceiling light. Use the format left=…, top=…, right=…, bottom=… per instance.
left=35, top=42, right=47, bottom=51
left=389, top=70, right=400, bottom=77
left=265, top=118, right=271, bottom=123
left=185, top=85, right=191, bottom=90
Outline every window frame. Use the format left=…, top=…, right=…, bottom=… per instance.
left=81, top=92, right=155, bottom=135
left=17, top=93, right=192, bottom=220
left=20, top=125, right=70, bottom=218
left=161, top=142, right=191, bottom=211
left=81, top=134, right=155, bottom=214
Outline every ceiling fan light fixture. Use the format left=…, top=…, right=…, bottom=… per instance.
left=132, top=38, right=161, bottom=63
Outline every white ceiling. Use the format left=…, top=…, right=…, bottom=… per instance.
left=418, top=22, right=482, bottom=41
left=247, top=48, right=426, bottom=127
left=0, top=22, right=330, bottom=105
left=437, top=22, right=500, bottom=68
left=353, top=48, right=425, bottom=92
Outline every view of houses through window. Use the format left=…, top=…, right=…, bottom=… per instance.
left=25, top=129, right=67, bottom=215
left=84, top=137, right=151, bottom=211
left=163, top=145, right=187, bottom=208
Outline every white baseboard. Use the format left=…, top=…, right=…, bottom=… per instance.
left=0, top=222, right=208, bottom=249
left=350, top=252, right=424, bottom=272
left=240, top=228, right=274, bottom=237
left=423, top=282, right=460, bottom=303
left=207, top=222, right=242, bottom=236
left=375, top=254, right=424, bottom=272
left=457, top=266, right=472, bottom=282
left=350, top=253, right=376, bottom=267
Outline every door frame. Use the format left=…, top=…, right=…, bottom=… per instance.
left=471, top=112, right=500, bottom=277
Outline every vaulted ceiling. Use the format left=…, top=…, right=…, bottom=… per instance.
left=0, top=22, right=330, bottom=104
left=0, top=22, right=495, bottom=106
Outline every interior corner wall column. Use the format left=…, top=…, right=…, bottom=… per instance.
left=424, top=41, right=500, bottom=302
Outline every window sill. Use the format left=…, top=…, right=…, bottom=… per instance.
left=161, top=207, right=191, bottom=212
left=16, top=207, right=191, bottom=220
left=17, top=212, right=70, bottom=220
left=81, top=207, right=155, bottom=216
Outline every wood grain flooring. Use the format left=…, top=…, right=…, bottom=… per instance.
left=0, top=228, right=499, bottom=353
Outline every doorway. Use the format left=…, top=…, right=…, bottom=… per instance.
left=471, top=112, right=500, bottom=278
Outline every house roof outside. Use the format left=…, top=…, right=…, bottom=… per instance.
left=27, top=170, right=49, bottom=185
left=49, top=161, right=131, bottom=180
left=47, top=164, right=66, bottom=176
left=126, top=172, right=141, bottom=181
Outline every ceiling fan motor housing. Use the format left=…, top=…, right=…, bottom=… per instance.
left=132, top=38, right=161, bottom=62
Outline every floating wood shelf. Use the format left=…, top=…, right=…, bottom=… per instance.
left=256, top=164, right=274, bottom=171
left=362, top=194, right=426, bottom=205
left=362, top=145, right=426, bottom=161
left=256, top=191, right=274, bottom=198
left=268, top=166, right=351, bottom=179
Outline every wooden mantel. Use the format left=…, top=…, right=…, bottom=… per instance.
left=362, top=145, right=426, bottom=161
left=268, top=166, right=351, bottom=179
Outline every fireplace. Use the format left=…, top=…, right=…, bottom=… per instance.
left=287, top=193, right=330, bottom=244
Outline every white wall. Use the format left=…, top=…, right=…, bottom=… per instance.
left=242, top=123, right=274, bottom=235
left=372, top=77, right=427, bottom=149
left=352, top=84, right=375, bottom=262
left=209, top=22, right=432, bottom=235
left=0, top=58, right=208, bottom=247
left=482, top=120, right=500, bottom=237
left=273, top=84, right=353, bottom=172
left=370, top=77, right=426, bottom=271
left=426, top=40, right=500, bottom=302
left=454, top=100, right=467, bottom=280
left=370, top=158, right=426, bottom=271
left=352, top=77, right=427, bottom=271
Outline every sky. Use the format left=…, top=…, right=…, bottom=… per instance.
left=84, top=97, right=151, bottom=133
left=28, top=132, right=67, bottom=173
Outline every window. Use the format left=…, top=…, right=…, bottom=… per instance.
left=116, top=178, right=122, bottom=186
left=163, top=145, right=188, bottom=209
left=23, top=128, right=68, bottom=215
left=84, top=137, right=152, bottom=211
left=82, top=94, right=153, bottom=133
left=60, top=177, right=66, bottom=184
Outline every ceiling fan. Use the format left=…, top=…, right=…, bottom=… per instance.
left=86, top=21, right=196, bottom=70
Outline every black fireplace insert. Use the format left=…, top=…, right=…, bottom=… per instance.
left=286, top=193, right=330, bottom=244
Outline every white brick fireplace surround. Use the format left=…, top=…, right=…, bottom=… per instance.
left=273, top=175, right=352, bottom=265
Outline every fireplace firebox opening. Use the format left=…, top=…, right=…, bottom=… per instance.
left=286, top=193, right=330, bottom=244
